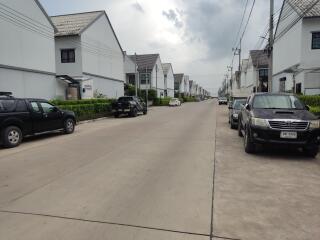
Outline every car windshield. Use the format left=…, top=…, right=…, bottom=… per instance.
left=118, top=97, right=133, bottom=102
left=219, top=97, right=227, bottom=100
left=253, top=95, right=305, bottom=109
left=233, top=100, right=246, bottom=110
left=170, top=98, right=178, bottom=101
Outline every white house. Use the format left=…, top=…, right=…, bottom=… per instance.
left=184, top=75, right=190, bottom=96
left=0, top=0, right=62, bottom=99
left=129, top=54, right=165, bottom=97
left=273, top=0, right=320, bottom=95
left=51, top=11, right=124, bottom=99
left=240, top=50, right=269, bottom=95
left=162, top=63, right=175, bottom=97
left=124, top=52, right=137, bottom=86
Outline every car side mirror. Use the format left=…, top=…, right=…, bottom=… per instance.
left=52, top=106, right=59, bottom=112
left=305, top=105, right=310, bottom=111
left=245, top=104, right=251, bottom=111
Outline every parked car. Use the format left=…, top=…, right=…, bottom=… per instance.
left=0, top=93, right=76, bottom=148
left=169, top=98, right=181, bottom=106
left=218, top=97, right=228, bottom=105
left=229, top=99, right=247, bottom=129
left=112, top=96, right=147, bottom=118
left=238, top=93, right=320, bottom=157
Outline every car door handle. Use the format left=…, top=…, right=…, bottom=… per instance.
left=43, top=113, right=48, bottom=118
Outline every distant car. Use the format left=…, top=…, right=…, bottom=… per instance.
left=0, top=93, right=76, bottom=148
left=238, top=93, right=320, bottom=157
left=169, top=98, right=181, bottom=106
left=218, top=97, right=228, bottom=105
left=112, top=96, right=147, bottom=118
left=228, top=99, right=247, bottom=129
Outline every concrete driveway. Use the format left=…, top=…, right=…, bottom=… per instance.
left=0, top=100, right=319, bottom=240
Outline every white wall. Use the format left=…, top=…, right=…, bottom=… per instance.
left=273, top=5, right=302, bottom=75
left=124, top=55, right=136, bottom=74
left=301, top=18, right=320, bottom=69
left=81, top=14, right=124, bottom=82
left=0, top=68, right=65, bottom=99
left=151, top=57, right=165, bottom=97
left=0, top=0, right=55, bottom=73
left=83, top=74, right=124, bottom=99
left=55, top=36, right=83, bottom=77
left=166, top=65, right=175, bottom=97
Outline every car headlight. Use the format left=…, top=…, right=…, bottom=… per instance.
left=251, top=118, right=269, bottom=127
left=232, top=113, right=238, bottom=119
left=309, top=120, right=320, bottom=129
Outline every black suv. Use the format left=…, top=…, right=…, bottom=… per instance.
left=238, top=93, right=320, bottom=157
left=112, top=96, right=147, bottom=118
left=0, top=93, right=76, bottom=148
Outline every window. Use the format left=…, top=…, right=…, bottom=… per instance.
left=31, top=102, right=40, bottom=112
left=296, top=83, right=302, bottom=94
left=40, top=102, right=56, bottom=113
left=279, top=77, right=286, bottom=92
left=259, top=69, right=268, bottom=77
left=312, top=32, right=320, bottom=49
left=0, top=100, right=15, bottom=112
left=61, top=49, right=75, bottom=63
left=253, top=95, right=304, bottom=109
left=140, top=73, right=151, bottom=84
left=15, top=100, right=27, bottom=112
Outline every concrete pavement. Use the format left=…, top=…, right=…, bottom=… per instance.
left=0, top=100, right=319, bottom=240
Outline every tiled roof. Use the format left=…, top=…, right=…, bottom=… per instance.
left=287, top=0, right=320, bottom=17
left=174, top=74, right=184, bottom=83
left=249, top=50, right=269, bottom=68
left=162, top=63, right=172, bottom=75
left=51, top=11, right=104, bottom=36
left=129, top=54, right=159, bottom=71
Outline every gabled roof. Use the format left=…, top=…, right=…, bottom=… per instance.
left=287, top=0, right=320, bottom=17
left=162, top=63, right=173, bottom=75
left=51, top=11, right=104, bottom=37
left=174, top=73, right=184, bottom=82
left=249, top=50, right=269, bottom=68
left=34, top=0, right=57, bottom=32
left=129, top=54, right=159, bottom=71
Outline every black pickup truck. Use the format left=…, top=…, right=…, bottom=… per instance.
left=0, top=93, right=76, bottom=148
left=112, top=96, right=147, bottom=118
left=238, top=93, right=320, bottom=157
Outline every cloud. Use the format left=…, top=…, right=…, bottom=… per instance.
left=162, top=9, right=183, bottom=29
left=132, top=2, right=144, bottom=13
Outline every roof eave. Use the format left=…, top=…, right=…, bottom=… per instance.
left=34, top=0, right=58, bottom=33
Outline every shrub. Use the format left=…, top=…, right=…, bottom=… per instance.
left=310, top=106, right=320, bottom=116
left=298, top=95, right=320, bottom=107
left=50, top=99, right=113, bottom=106
left=153, top=97, right=172, bottom=106
left=183, top=96, right=196, bottom=102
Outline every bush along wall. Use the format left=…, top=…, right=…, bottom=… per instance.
left=50, top=99, right=113, bottom=121
left=153, top=97, right=172, bottom=106
left=298, top=95, right=320, bottom=116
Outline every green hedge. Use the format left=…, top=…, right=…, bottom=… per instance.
left=57, top=103, right=112, bottom=121
left=183, top=96, right=196, bottom=102
left=298, top=95, right=320, bottom=107
left=153, top=97, right=172, bottom=106
left=51, top=99, right=113, bottom=106
left=310, top=106, right=320, bottom=116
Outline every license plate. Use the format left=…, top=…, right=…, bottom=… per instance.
left=280, top=131, right=297, bottom=139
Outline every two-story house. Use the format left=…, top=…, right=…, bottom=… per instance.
left=129, top=54, right=165, bottom=97
left=51, top=11, right=125, bottom=99
left=162, top=63, right=175, bottom=97
left=0, top=0, right=60, bottom=99
left=273, top=0, right=320, bottom=95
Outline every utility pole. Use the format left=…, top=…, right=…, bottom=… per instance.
left=268, top=0, right=274, bottom=93
left=134, top=53, right=138, bottom=97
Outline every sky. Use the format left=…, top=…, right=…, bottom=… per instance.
left=40, top=0, right=283, bottom=96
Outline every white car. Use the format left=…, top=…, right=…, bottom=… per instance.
left=169, top=98, right=181, bottom=106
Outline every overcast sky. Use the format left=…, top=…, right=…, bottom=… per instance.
left=40, top=0, right=282, bottom=95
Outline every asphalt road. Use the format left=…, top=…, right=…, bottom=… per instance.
left=0, top=100, right=319, bottom=240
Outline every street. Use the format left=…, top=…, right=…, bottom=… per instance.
left=0, top=100, right=319, bottom=240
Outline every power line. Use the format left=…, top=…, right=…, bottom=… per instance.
left=233, top=0, right=249, bottom=49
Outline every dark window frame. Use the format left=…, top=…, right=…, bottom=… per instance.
left=311, top=32, right=320, bottom=50
left=61, top=49, right=76, bottom=63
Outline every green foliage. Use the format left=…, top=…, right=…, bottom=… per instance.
left=310, top=106, right=320, bottom=116
left=298, top=95, right=320, bottom=107
left=183, top=96, right=196, bottom=102
left=153, top=97, right=172, bottom=106
left=53, top=100, right=112, bottom=121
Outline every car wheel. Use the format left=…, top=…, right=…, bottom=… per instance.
left=2, top=126, right=22, bottom=148
left=64, top=118, right=75, bottom=134
left=131, top=108, right=138, bottom=117
left=244, top=126, right=255, bottom=153
left=143, top=110, right=147, bottom=115
left=303, top=146, right=319, bottom=158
